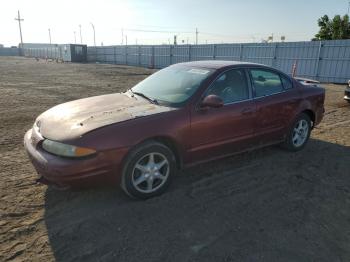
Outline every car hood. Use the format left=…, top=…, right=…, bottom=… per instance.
left=36, top=92, right=175, bottom=141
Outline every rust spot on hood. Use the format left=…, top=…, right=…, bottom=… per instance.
left=36, top=92, right=175, bottom=141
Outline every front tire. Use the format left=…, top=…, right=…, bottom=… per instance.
left=121, top=141, right=176, bottom=199
left=282, top=113, right=311, bottom=152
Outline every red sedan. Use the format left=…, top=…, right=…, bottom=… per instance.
left=24, top=61, right=325, bottom=199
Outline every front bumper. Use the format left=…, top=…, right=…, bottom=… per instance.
left=24, top=129, right=129, bottom=187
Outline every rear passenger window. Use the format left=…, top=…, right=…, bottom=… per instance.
left=281, top=75, right=293, bottom=89
left=250, top=69, right=283, bottom=97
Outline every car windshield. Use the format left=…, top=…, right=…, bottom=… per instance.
left=131, top=66, right=213, bottom=106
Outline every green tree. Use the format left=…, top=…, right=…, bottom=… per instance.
left=314, top=14, right=350, bottom=40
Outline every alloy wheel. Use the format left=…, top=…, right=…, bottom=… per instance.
left=292, top=119, right=309, bottom=147
left=131, top=152, right=170, bottom=193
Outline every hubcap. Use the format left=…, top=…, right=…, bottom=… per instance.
left=131, top=152, right=169, bottom=193
left=292, top=119, right=309, bottom=147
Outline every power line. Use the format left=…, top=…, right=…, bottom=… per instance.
left=123, top=28, right=193, bottom=34
left=121, top=27, right=200, bottom=45
left=14, top=10, right=24, bottom=47
left=129, top=24, right=191, bottom=30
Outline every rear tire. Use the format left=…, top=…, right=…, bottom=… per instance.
left=282, top=113, right=311, bottom=152
left=121, top=141, right=176, bottom=199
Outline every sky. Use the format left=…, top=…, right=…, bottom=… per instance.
left=0, top=0, right=349, bottom=47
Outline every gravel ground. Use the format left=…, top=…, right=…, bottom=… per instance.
left=0, top=56, right=349, bottom=262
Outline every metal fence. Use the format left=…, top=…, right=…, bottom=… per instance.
left=22, top=46, right=62, bottom=60
left=87, top=39, right=350, bottom=83
left=0, top=48, right=20, bottom=56
left=21, top=44, right=87, bottom=62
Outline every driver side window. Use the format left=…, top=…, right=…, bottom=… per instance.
left=206, top=69, right=249, bottom=104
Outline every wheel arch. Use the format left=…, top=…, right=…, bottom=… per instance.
left=147, top=136, right=183, bottom=169
left=300, top=109, right=315, bottom=128
left=121, top=136, right=183, bottom=171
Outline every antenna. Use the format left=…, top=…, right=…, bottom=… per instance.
left=14, top=10, right=24, bottom=47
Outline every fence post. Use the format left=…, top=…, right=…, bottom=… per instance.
left=104, top=47, right=107, bottom=63
left=188, top=45, right=191, bottom=61
left=138, top=46, right=141, bottom=66
left=213, top=44, right=216, bottom=60
left=169, top=45, right=173, bottom=65
left=113, top=46, right=116, bottom=64
left=125, top=46, right=128, bottom=65
left=315, top=41, right=323, bottom=80
left=239, top=44, right=243, bottom=61
left=151, top=46, right=155, bottom=69
left=272, top=43, right=277, bottom=68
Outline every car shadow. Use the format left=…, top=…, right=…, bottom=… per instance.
left=44, top=138, right=350, bottom=262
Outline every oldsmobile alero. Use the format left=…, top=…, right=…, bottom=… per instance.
left=24, top=61, right=325, bottom=199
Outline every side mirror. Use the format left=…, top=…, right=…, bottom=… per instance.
left=200, top=95, right=224, bottom=109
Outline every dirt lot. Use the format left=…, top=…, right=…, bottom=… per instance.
left=0, top=56, right=349, bottom=262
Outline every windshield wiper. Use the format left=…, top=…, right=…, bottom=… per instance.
left=129, top=89, right=158, bottom=104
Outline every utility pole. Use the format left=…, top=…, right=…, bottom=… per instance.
left=121, top=28, right=124, bottom=45
left=90, top=22, right=96, bottom=47
left=74, top=31, right=77, bottom=44
left=79, top=24, right=82, bottom=44
left=48, top=28, right=52, bottom=44
left=348, top=1, right=350, bottom=16
left=125, top=35, right=128, bottom=45
left=195, top=28, right=198, bottom=45
left=14, top=10, right=24, bottom=47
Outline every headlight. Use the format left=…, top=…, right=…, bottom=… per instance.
left=42, top=139, right=96, bottom=157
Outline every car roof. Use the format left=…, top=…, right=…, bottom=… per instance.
left=175, top=60, right=265, bottom=69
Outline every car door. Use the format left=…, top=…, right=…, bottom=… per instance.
left=189, top=68, right=256, bottom=163
left=249, top=68, right=301, bottom=146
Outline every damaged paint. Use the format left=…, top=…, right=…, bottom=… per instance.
left=36, top=92, right=175, bottom=141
